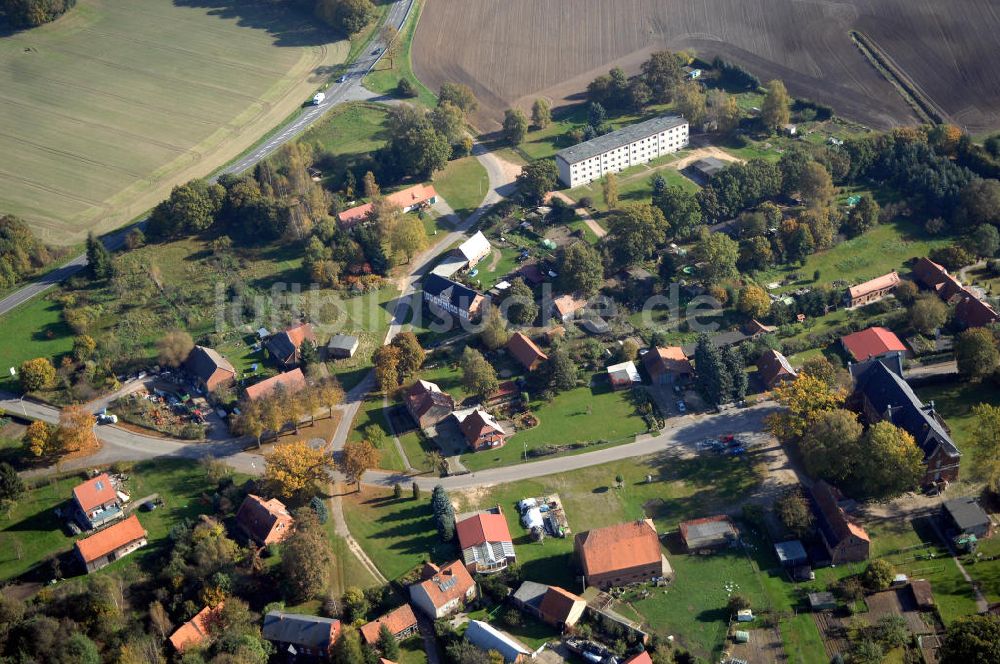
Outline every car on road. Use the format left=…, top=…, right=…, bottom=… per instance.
left=338, top=74, right=347, bottom=83
left=371, top=47, right=382, bottom=55
left=96, top=413, right=118, bottom=425
left=676, top=400, right=686, bottom=413
left=728, top=446, right=747, bottom=456
left=311, top=92, right=325, bottom=105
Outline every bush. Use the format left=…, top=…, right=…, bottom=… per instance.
left=396, top=78, right=418, bottom=98
left=310, top=495, right=329, bottom=524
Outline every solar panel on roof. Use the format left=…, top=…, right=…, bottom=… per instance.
left=95, top=481, right=104, bottom=490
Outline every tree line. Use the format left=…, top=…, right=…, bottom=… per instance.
left=1, top=0, right=75, bottom=28
left=0, top=214, right=57, bottom=290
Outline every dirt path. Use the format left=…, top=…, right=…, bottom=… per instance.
left=670, top=146, right=745, bottom=170
left=547, top=191, right=607, bottom=238
left=485, top=247, right=502, bottom=272
left=329, top=486, right=389, bottom=585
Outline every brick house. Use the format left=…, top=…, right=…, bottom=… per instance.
left=422, top=273, right=486, bottom=321
left=507, top=332, right=548, bottom=371
left=809, top=481, right=870, bottom=564
left=756, top=349, right=797, bottom=389
left=265, top=322, right=316, bottom=370
left=456, top=507, right=516, bottom=574
left=184, top=345, right=236, bottom=393
left=236, top=494, right=294, bottom=546
left=71, top=472, right=122, bottom=530
left=643, top=346, right=692, bottom=385
left=845, top=271, right=899, bottom=308
left=453, top=408, right=508, bottom=451
left=574, top=520, right=672, bottom=589
left=404, top=379, right=456, bottom=429
left=169, top=603, right=223, bottom=653
left=244, top=368, right=307, bottom=402
left=262, top=612, right=341, bottom=658
left=360, top=604, right=419, bottom=645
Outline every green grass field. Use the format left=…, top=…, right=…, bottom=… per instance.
left=780, top=613, right=828, bottom=664
left=0, top=295, right=75, bottom=392
left=916, top=379, right=1000, bottom=480
left=301, top=102, right=390, bottom=157
left=363, top=0, right=438, bottom=109
left=566, top=152, right=700, bottom=211
left=432, top=155, right=489, bottom=220
left=0, top=0, right=347, bottom=244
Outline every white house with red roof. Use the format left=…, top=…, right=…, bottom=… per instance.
left=72, top=473, right=123, bottom=530
left=75, top=514, right=147, bottom=573
left=456, top=506, right=516, bottom=574
left=409, top=561, right=478, bottom=619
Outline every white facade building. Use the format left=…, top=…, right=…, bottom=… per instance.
left=555, top=115, right=689, bottom=188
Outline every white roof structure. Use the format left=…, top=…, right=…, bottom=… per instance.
left=452, top=407, right=506, bottom=435
left=458, top=231, right=491, bottom=263
left=607, top=361, right=641, bottom=383
left=431, top=253, right=467, bottom=278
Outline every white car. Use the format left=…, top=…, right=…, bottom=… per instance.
left=311, top=92, right=326, bottom=105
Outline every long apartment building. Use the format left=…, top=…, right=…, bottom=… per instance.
left=555, top=115, right=689, bottom=188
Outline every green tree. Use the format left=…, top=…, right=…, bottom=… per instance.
left=430, top=101, right=466, bottom=143
left=602, top=173, right=619, bottom=209
left=799, top=409, right=863, bottom=482
left=939, top=614, right=1000, bottom=664
left=797, top=161, right=835, bottom=208
left=18, top=357, right=56, bottom=392
left=674, top=81, right=707, bottom=126
left=557, top=241, right=603, bottom=295
left=737, top=284, right=770, bottom=319
left=775, top=489, right=814, bottom=538
left=967, top=224, right=1000, bottom=258
left=281, top=512, right=334, bottom=602
left=479, top=302, right=510, bottom=350
left=378, top=623, right=400, bottom=660
left=85, top=232, right=113, bottom=280
left=859, top=422, right=925, bottom=498
left=72, top=335, right=96, bottom=362
left=761, top=79, right=791, bottom=130
left=960, top=178, right=1000, bottom=227
left=846, top=195, right=880, bottom=236
left=862, top=559, right=895, bottom=591
left=147, top=180, right=224, bottom=237
left=516, top=159, right=558, bottom=205
left=431, top=484, right=456, bottom=541
left=438, top=82, right=478, bottom=116
left=504, top=278, right=538, bottom=325
left=391, top=331, right=425, bottom=377
left=694, top=335, right=730, bottom=407
left=0, top=462, right=25, bottom=508
left=721, top=345, right=748, bottom=401
left=502, top=108, right=529, bottom=146
left=909, top=295, right=948, bottom=335
left=545, top=347, right=578, bottom=392
left=315, top=0, right=375, bottom=34
left=693, top=231, right=739, bottom=284
left=333, top=625, right=366, bottom=664
left=970, top=404, right=1000, bottom=493
left=460, top=347, right=499, bottom=400
left=607, top=203, right=669, bottom=267
left=641, top=51, right=683, bottom=103
left=653, top=185, right=703, bottom=240
left=955, top=327, right=1000, bottom=381
left=531, top=98, right=551, bottom=129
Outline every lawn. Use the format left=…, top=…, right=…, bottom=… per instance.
left=0, top=0, right=346, bottom=244
left=363, top=0, right=438, bottom=109
left=432, top=155, right=490, bottom=220
left=349, top=398, right=410, bottom=472
left=780, top=613, right=828, bottom=664
left=566, top=153, right=700, bottom=211
left=0, top=458, right=240, bottom=583
left=759, top=219, right=951, bottom=293
left=472, top=246, right=521, bottom=291
left=299, top=102, right=390, bottom=157
left=915, top=379, right=1000, bottom=480
left=0, top=295, right=74, bottom=392
left=461, top=376, right=650, bottom=471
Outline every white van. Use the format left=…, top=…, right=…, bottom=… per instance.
left=311, top=92, right=325, bottom=105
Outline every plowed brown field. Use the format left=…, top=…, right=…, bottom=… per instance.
left=411, top=0, right=1000, bottom=132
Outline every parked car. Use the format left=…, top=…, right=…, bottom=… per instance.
left=96, top=413, right=118, bottom=425
left=676, top=400, right=686, bottom=413
left=338, top=74, right=347, bottom=83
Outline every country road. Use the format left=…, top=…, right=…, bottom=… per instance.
left=0, top=0, right=414, bottom=319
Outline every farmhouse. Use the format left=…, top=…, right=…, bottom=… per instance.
left=71, top=472, right=123, bottom=530
left=244, top=368, right=307, bottom=402
left=360, top=604, right=419, bottom=645
left=507, top=332, right=548, bottom=371
left=756, top=349, right=797, bottom=389
left=456, top=507, right=516, bottom=574
left=574, top=519, right=672, bottom=589
left=679, top=515, right=738, bottom=552
left=405, top=379, right=456, bottom=429
left=453, top=407, right=508, bottom=450
left=184, top=345, right=236, bottom=393
left=262, top=611, right=341, bottom=658
left=955, top=288, right=1000, bottom=328
left=266, top=322, right=316, bottom=370
left=841, top=326, right=906, bottom=363
left=409, top=561, right=478, bottom=619
left=338, top=184, right=438, bottom=228
left=607, top=360, right=641, bottom=390
left=809, top=481, right=870, bottom=564
left=852, top=361, right=961, bottom=485
left=513, top=582, right=587, bottom=630
left=75, top=514, right=147, bottom=573
left=943, top=497, right=993, bottom=539
left=912, top=258, right=963, bottom=300
left=846, top=271, right=900, bottom=307
left=236, top=494, right=294, bottom=546
left=422, top=273, right=487, bottom=320
left=910, top=257, right=997, bottom=328
left=325, top=334, right=360, bottom=359
left=643, top=346, right=692, bottom=385
left=464, top=620, right=533, bottom=663
left=169, top=603, right=223, bottom=653
left=555, top=115, right=689, bottom=188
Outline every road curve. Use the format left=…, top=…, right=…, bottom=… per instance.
left=0, top=0, right=414, bottom=319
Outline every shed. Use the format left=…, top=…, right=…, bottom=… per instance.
left=943, top=497, right=993, bottom=539
left=326, top=334, right=360, bottom=359
left=808, top=592, right=836, bottom=611
left=679, top=515, right=738, bottom=551
left=910, top=580, right=934, bottom=609
left=580, top=317, right=610, bottom=335
left=734, top=630, right=750, bottom=644
left=689, top=157, right=727, bottom=180
left=464, top=620, right=532, bottom=663
left=774, top=540, right=808, bottom=568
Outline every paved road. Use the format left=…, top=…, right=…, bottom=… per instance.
left=0, top=0, right=414, bottom=319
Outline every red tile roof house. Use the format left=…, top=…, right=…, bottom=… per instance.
left=169, top=602, right=223, bottom=653
left=955, top=288, right=1000, bottom=329
left=507, top=332, right=548, bottom=371
left=552, top=294, right=588, bottom=322
left=405, top=379, right=456, bottom=429
left=809, top=481, right=870, bottom=564
left=845, top=271, right=900, bottom=308
left=538, top=586, right=587, bottom=631
left=72, top=472, right=123, bottom=530
left=574, top=520, right=673, bottom=590
left=265, top=322, right=316, bottom=370
left=75, top=514, right=147, bottom=573
left=624, top=653, right=654, bottom=664
left=912, top=257, right=964, bottom=301
left=244, top=368, right=307, bottom=402
left=236, top=494, right=294, bottom=546
left=184, top=345, right=237, bottom=393
left=643, top=346, right=692, bottom=386
left=409, top=561, right=478, bottom=619
left=756, top=349, right=797, bottom=389
left=453, top=408, right=508, bottom=451
left=456, top=507, right=516, bottom=574
left=337, top=184, right=438, bottom=229
left=360, top=603, right=419, bottom=646
left=262, top=611, right=341, bottom=658
left=841, top=326, right=907, bottom=363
